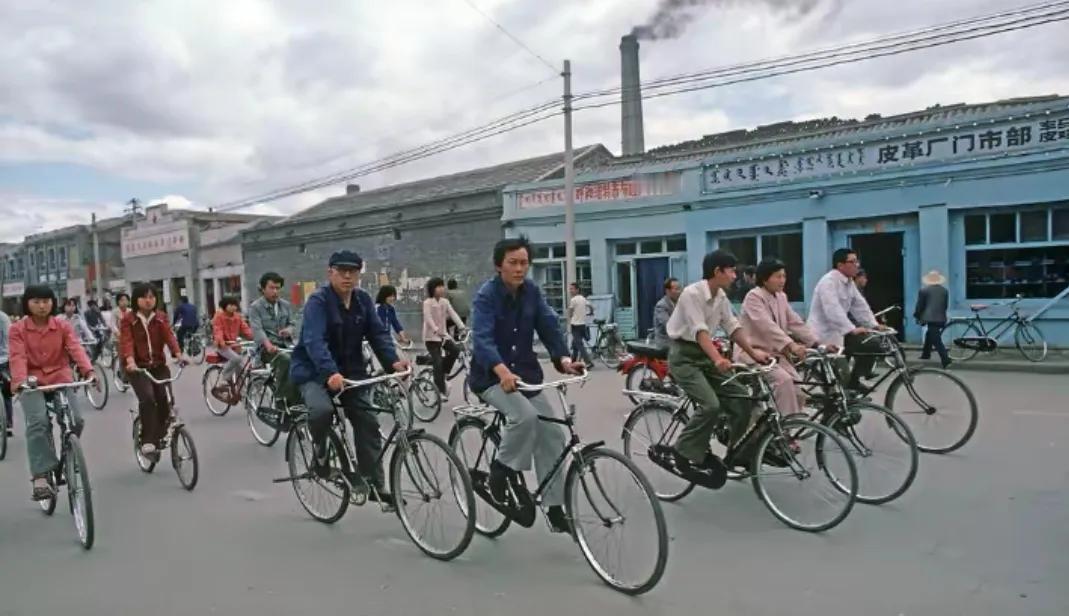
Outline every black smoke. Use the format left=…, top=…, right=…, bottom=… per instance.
left=632, top=0, right=824, bottom=40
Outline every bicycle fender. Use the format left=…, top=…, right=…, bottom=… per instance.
left=580, top=441, right=607, bottom=456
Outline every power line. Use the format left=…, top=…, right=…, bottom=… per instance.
left=460, top=0, right=558, bottom=74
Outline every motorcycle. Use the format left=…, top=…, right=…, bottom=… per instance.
left=618, top=336, right=731, bottom=404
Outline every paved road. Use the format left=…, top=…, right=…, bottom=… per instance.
left=1, top=364, right=1067, bottom=616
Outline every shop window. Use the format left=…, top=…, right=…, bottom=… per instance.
left=719, top=236, right=757, bottom=267
left=533, top=245, right=551, bottom=260
left=616, top=262, right=633, bottom=308
left=989, top=213, right=1016, bottom=244
left=58, top=247, right=67, bottom=269
left=665, top=236, right=687, bottom=252
left=964, top=214, right=987, bottom=245
left=616, top=242, right=636, bottom=256
left=1053, top=209, right=1069, bottom=240
left=1020, top=210, right=1048, bottom=242
left=576, top=242, right=590, bottom=258
left=48, top=248, right=56, bottom=270
left=762, top=233, right=804, bottom=301
left=639, top=240, right=663, bottom=254
left=966, top=246, right=1068, bottom=299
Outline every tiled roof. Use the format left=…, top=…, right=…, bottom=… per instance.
left=283, top=145, right=612, bottom=224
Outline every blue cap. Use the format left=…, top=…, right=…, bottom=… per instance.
left=328, top=250, right=364, bottom=269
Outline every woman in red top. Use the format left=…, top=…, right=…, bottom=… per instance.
left=211, top=296, right=253, bottom=403
left=120, top=283, right=188, bottom=457
left=9, top=285, right=97, bottom=501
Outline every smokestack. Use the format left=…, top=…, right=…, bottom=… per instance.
left=620, top=34, right=645, bottom=157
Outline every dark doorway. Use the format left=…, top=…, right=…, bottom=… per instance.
left=850, top=232, right=905, bottom=338
left=636, top=257, right=670, bottom=339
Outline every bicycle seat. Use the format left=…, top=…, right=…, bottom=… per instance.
left=625, top=341, right=668, bottom=361
left=594, top=319, right=606, bottom=325
left=969, top=304, right=990, bottom=312
left=415, top=354, right=433, bottom=366
left=204, top=352, right=225, bottom=365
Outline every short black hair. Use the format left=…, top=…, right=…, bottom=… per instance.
left=178, top=295, right=189, bottom=303
left=493, top=236, right=531, bottom=267
left=702, top=250, right=738, bottom=279
left=755, top=258, right=786, bottom=287
left=259, top=272, right=284, bottom=290
left=115, top=292, right=130, bottom=304
left=447, top=279, right=458, bottom=290
left=219, top=296, right=241, bottom=310
left=426, top=277, right=445, bottom=299
left=63, top=297, right=79, bottom=312
left=87, top=299, right=98, bottom=308
left=21, top=285, right=58, bottom=316
left=131, top=282, right=157, bottom=303
left=832, top=248, right=857, bottom=267
left=664, top=277, right=679, bottom=291
left=376, top=284, right=397, bottom=305
left=742, top=266, right=756, bottom=277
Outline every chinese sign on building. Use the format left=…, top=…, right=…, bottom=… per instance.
left=122, top=222, right=190, bottom=259
left=2, top=282, right=24, bottom=298
left=517, top=172, right=681, bottom=209
left=701, top=113, right=1069, bottom=192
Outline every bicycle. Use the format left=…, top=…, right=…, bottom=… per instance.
left=621, top=360, right=859, bottom=533
left=201, top=340, right=258, bottom=417
left=942, top=294, right=1048, bottom=363
left=844, top=329, right=979, bottom=454
left=410, top=330, right=472, bottom=423
left=16, top=377, right=96, bottom=549
left=129, top=365, right=199, bottom=490
left=275, top=368, right=476, bottom=561
left=0, top=365, right=9, bottom=461
left=180, top=327, right=207, bottom=365
left=581, top=319, right=626, bottom=369
left=791, top=346, right=920, bottom=505
left=449, top=374, right=669, bottom=595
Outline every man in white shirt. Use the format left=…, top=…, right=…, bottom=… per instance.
left=667, top=250, right=769, bottom=484
left=567, top=282, right=593, bottom=367
left=807, top=248, right=884, bottom=391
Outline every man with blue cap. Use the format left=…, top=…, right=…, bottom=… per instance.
left=290, top=250, right=410, bottom=505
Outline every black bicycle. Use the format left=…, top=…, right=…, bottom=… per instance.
left=585, top=319, right=626, bottom=369
left=848, top=329, right=979, bottom=454
left=449, top=374, right=668, bottom=595
left=276, top=369, right=476, bottom=561
left=792, top=347, right=920, bottom=505
left=409, top=331, right=471, bottom=423
left=130, top=365, right=199, bottom=490
left=17, top=377, right=96, bottom=549
left=942, top=294, right=1048, bottom=363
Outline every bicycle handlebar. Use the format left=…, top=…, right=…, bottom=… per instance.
left=336, top=368, right=413, bottom=398
left=873, top=305, right=901, bottom=318
left=135, top=365, right=185, bottom=384
left=805, top=345, right=844, bottom=359
left=515, top=373, right=590, bottom=392
left=19, top=378, right=96, bottom=394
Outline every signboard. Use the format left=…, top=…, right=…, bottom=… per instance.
left=2, top=281, right=25, bottom=298
left=66, top=278, right=86, bottom=300
left=702, top=113, right=1069, bottom=192
left=122, top=222, right=190, bottom=259
left=108, top=279, right=127, bottom=291
left=517, top=172, right=681, bottom=210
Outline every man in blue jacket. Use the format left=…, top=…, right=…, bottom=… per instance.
left=172, top=295, right=199, bottom=353
left=470, top=237, right=584, bottom=533
left=290, top=250, right=409, bottom=505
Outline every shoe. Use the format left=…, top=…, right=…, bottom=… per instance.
left=211, top=384, right=231, bottom=403
left=6, top=428, right=13, bottom=437
left=141, top=443, right=157, bottom=456
left=546, top=505, right=572, bottom=534
left=367, top=488, right=396, bottom=509
left=489, top=459, right=511, bottom=504
left=31, top=479, right=55, bottom=502
left=941, top=359, right=954, bottom=370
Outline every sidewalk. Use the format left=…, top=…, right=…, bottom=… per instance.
left=902, top=344, right=1069, bottom=374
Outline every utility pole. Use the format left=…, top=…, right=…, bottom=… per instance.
left=562, top=59, right=576, bottom=293
left=91, top=212, right=103, bottom=304
left=125, top=197, right=142, bottom=222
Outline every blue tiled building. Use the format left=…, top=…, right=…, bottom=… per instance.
left=503, top=96, right=1069, bottom=345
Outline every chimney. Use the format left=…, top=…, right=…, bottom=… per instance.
left=346, top=184, right=361, bottom=195
left=620, top=34, right=645, bottom=157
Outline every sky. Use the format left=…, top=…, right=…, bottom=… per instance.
left=1, top=0, right=1068, bottom=242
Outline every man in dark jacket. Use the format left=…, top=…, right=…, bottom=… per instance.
left=915, top=270, right=952, bottom=368
left=172, top=296, right=199, bottom=353
left=290, top=250, right=409, bottom=505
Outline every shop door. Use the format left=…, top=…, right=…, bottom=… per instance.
left=635, top=257, right=670, bottom=339
left=850, top=232, right=905, bottom=338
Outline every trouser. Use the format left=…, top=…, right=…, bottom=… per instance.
left=2, top=393, right=12, bottom=429
left=480, top=385, right=567, bottom=506
left=129, top=365, right=172, bottom=447
left=763, top=359, right=805, bottom=416
left=300, top=382, right=384, bottom=487
left=844, top=332, right=885, bottom=390
left=669, top=340, right=752, bottom=463
left=176, top=326, right=196, bottom=352
left=426, top=340, right=459, bottom=394
left=262, top=350, right=298, bottom=407
left=921, top=322, right=950, bottom=364
left=570, top=325, right=593, bottom=365
left=1, top=363, right=12, bottom=428
left=218, top=346, right=243, bottom=381
left=20, top=390, right=85, bottom=477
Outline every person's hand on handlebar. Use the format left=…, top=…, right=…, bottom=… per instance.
left=494, top=365, right=519, bottom=394
left=326, top=372, right=345, bottom=392
left=176, top=354, right=191, bottom=367
left=558, top=357, right=586, bottom=376
left=749, top=348, right=771, bottom=366
left=391, top=359, right=411, bottom=375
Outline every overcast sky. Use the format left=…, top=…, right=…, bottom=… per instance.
left=1, top=0, right=1067, bottom=242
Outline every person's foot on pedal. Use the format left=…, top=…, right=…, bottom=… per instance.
left=368, top=487, right=395, bottom=509
left=489, top=459, right=511, bottom=504
left=31, top=477, right=54, bottom=501
left=546, top=505, right=571, bottom=534
left=141, top=443, right=157, bottom=456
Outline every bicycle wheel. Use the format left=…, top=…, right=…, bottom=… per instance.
left=111, top=357, right=130, bottom=393
left=85, top=364, right=109, bottom=409
left=132, top=417, right=157, bottom=473
left=566, top=447, right=668, bottom=595
left=285, top=425, right=350, bottom=524
left=40, top=428, right=58, bottom=515
left=0, top=409, right=7, bottom=461
left=245, top=376, right=281, bottom=447
left=883, top=367, right=978, bottom=454
left=65, top=434, right=95, bottom=549
left=941, top=320, right=981, bottom=362
left=752, top=417, right=857, bottom=533
left=171, top=426, right=199, bottom=491
left=597, top=335, right=624, bottom=369
left=202, top=365, right=232, bottom=417
left=410, top=375, right=442, bottom=423
left=188, top=337, right=206, bottom=365
left=826, top=402, right=918, bottom=505
left=448, top=417, right=511, bottom=537
left=390, top=431, right=476, bottom=561
left=621, top=402, right=695, bottom=502
left=1015, top=322, right=1048, bottom=362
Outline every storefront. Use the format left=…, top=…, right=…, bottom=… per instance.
left=504, top=96, right=1069, bottom=344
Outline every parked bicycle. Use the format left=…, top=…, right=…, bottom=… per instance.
left=276, top=368, right=476, bottom=561
left=16, top=377, right=96, bottom=549
left=450, top=374, right=669, bottom=595
left=622, top=360, right=860, bottom=533
left=410, top=330, right=471, bottom=422
left=942, top=294, right=1047, bottom=362
left=129, top=365, right=199, bottom=490
left=583, top=319, right=626, bottom=369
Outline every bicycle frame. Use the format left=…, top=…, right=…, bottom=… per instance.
left=961, top=301, right=1028, bottom=343
left=133, top=366, right=186, bottom=443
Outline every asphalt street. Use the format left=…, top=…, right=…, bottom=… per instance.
left=1, top=363, right=1066, bottom=616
